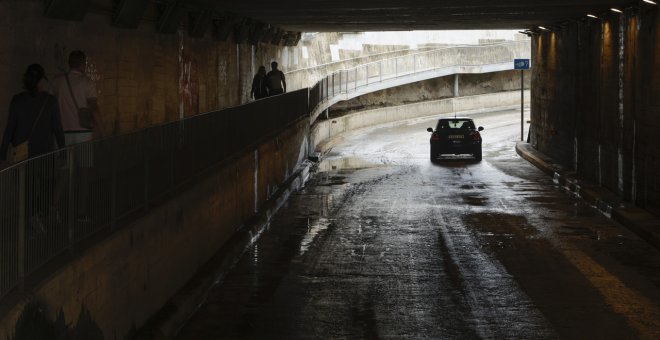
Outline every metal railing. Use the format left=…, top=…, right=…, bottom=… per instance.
left=0, top=89, right=309, bottom=299
left=307, top=40, right=530, bottom=121
left=286, top=46, right=439, bottom=90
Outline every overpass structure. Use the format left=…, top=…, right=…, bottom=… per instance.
left=0, top=1, right=659, bottom=338
left=299, top=41, right=530, bottom=122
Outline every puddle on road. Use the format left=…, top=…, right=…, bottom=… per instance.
left=300, top=218, right=333, bottom=256
left=463, top=194, right=489, bottom=206
left=459, top=183, right=487, bottom=190
left=558, top=225, right=600, bottom=240
left=316, top=175, right=348, bottom=186
left=465, top=213, right=538, bottom=244
left=318, top=156, right=381, bottom=172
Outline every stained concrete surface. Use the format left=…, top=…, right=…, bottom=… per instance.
left=176, top=109, right=660, bottom=339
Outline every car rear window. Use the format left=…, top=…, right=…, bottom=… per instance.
left=436, top=119, right=475, bottom=130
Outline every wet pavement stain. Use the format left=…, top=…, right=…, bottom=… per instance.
left=462, top=194, right=489, bottom=206
left=465, top=212, right=640, bottom=339
left=175, top=109, right=660, bottom=340
left=558, top=225, right=600, bottom=239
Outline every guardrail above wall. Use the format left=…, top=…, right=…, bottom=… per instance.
left=0, top=89, right=309, bottom=300
left=306, top=40, right=530, bottom=123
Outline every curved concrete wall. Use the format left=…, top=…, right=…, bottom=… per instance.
left=330, top=70, right=530, bottom=116
left=311, top=90, right=529, bottom=153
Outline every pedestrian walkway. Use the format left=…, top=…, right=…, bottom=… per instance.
left=516, top=141, right=660, bottom=250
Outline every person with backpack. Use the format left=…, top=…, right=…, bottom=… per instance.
left=1, top=63, right=65, bottom=164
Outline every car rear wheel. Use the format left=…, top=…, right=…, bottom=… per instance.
left=430, top=146, right=439, bottom=162
left=474, top=147, right=482, bottom=161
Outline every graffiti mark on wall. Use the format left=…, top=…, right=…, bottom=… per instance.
left=85, top=57, right=103, bottom=82
left=179, top=56, right=199, bottom=118
left=178, top=34, right=200, bottom=118
left=51, top=43, right=104, bottom=94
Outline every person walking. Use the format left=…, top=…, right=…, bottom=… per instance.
left=50, top=50, right=103, bottom=223
left=0, top=63, right=66, bottom=234
left=0, top=63, right=65, bottom=163
left=51, top=50, right=104, bottom=143
left=251, top=65, right=269, bottom=100
left=266, top=61, right=286, bottom=96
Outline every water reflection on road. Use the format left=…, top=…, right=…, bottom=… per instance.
left=176, top=109, right=660, bottom=340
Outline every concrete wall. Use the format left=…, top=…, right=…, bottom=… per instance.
left=530, top=8, right=660, bottom=215
left=312, top=90, right=528, bottom=152
left=0, top=117, right=310, bottom=339
left=0, top=1, right=329, bottom=137
left=329, top=70, right=530, bottom=116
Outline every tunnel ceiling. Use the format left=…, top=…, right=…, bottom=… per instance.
left=202, top=0, right=638, bottom=31
left=43, top=1, right=653, bottom=45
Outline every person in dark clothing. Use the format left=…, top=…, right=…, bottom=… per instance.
left=266, top=61, right=286, bottom=96
left=0, top=64, right=65, bottom=163
left=0, top=64, right=66, bottom=237
left=251, top=65, right=269, bottom=100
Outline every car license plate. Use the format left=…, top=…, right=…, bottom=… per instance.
left=448, top=135, right=464, bottom=139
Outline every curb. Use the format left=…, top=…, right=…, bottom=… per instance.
left=516, top=141, right=660, bottom=250
left=134, top=160, right=314, bottom=339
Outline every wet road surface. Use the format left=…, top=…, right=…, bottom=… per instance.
left=176, top=109, right=660, bottom=339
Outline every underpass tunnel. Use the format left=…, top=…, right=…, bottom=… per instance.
left=0, top=1, right=659, bottom=338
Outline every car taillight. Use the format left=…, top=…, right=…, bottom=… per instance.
left=470, top=131, right=482, bottom=141
left=431, top=133, right=441, bottom=141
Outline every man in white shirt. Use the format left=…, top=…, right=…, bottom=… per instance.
left=51, top=50, right=104, bottom=145
left=50, top=50, right=104, bottom=223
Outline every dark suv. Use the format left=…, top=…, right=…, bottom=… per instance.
left=426, top=118, right=484, bottom=162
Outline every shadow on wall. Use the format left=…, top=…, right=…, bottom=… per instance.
left=11, top=300, right=103, bottom=340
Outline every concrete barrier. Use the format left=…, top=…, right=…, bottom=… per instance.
left=0, top=118, right=310, bottom=340
left=311, top=90, right=529, bottom=152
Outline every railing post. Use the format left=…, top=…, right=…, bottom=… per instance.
left=67, top=147, right=75, bottom=253
left=144, top=153, right=149, bottom=212
left=366, top=65, right=369, bottom=85
left=17, top=164, right=25, bottom=291
left=380, top=61, right=382, bottom=82
left=110, top=148, right=117, bottom=229
left=340, top=71, right=344, bottom=93
left=331, top=73, right=335, bottom=97
left=170, top=143, right=175, bottom=194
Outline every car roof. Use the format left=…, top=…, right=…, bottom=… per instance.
left=438, top=117, right=472, bottom=121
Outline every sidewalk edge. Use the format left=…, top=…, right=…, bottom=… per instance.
left=515, top=141, right=660, bottom=251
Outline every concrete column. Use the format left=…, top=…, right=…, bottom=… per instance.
left=454, top=74, right=460, bottom=97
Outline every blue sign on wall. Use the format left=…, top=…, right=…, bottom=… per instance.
left=514, top=59, right=530, bottom=70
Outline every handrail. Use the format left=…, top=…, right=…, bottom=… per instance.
left=288, top=40, right=530, bottom=90
left=0, top=89, right=309, bottom=299
left=285, top=46, right=428, bottom=77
